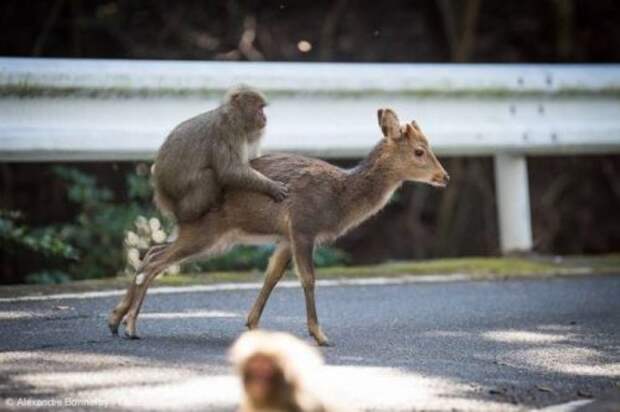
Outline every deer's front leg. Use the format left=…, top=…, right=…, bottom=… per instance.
left=292, top=236, right=329, bottom=346
left=246, top=243, right=291, bottom=329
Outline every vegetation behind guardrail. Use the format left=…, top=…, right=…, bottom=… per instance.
left=2, top=155, right=619, bottom=285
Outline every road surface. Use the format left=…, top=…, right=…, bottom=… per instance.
left=0, top=275, right=619, bottom=411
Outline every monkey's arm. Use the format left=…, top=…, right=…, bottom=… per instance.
left=247, top=140, right=261, bottom=159
left=218, top=165, right=288, bottom=202
left=214, top=147, right=288, bottom=201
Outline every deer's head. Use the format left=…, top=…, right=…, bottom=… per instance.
left=377, top=108, right=449, bottom=188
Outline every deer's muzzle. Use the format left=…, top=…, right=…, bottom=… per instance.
left=431, top=172, right=450, bottom=188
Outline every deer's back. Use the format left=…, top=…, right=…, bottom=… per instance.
left=215, top=153, right=347, bottom=239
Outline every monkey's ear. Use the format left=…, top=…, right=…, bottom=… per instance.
left=229, top=91, right=241, bottom=105
left=377, top=108, right=401, bottom=140
left=225, top=87, right=245, bottom=106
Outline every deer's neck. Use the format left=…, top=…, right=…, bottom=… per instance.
left=340, top=142, right=401, bottom=232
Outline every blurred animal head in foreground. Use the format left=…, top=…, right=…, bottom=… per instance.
left=230, top=330, right=330, bottom=412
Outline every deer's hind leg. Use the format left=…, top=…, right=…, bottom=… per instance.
left=107, top=243, right=171, bottom=336
left=291, top=235, right=329, bottom=346
left=108, top=281, right=137, bottom=336
left=136, top=243, right=171, bottom=273
left=246, top=242, right=291, bottom=330
left=122, top=238, right=206, bottom=339
left=122, top=222, right=230, bottom=339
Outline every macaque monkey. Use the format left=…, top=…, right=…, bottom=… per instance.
left=153, top=85, right=288, bottom=223
left=230, top=331, right=330, bottom=412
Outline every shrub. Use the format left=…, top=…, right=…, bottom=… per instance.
left=1, top=210, right=77, bottom=283
left=51, top=165, right=158, bottom=280
left=5, top=165, right=350, bottom=283
left=123, top=215, right=179, bottom=277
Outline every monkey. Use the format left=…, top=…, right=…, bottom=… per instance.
left=153, top=85, right=288, bottom=223
left=230, top=331, right=332, bottom=412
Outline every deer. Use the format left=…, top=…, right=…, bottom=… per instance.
left=107, top=108, right=449, bottom=346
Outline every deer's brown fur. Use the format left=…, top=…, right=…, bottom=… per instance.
left=108, top=108, right=449, bottom=345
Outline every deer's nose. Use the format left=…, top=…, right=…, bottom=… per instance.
left=443, top=174, right=450, bottom=184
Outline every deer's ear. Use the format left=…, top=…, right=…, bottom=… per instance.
left=404, top=123, right=416, bottom=138
left=406, top=121, right=428, bottom=143
left=377, top=108, right=401, bottom=139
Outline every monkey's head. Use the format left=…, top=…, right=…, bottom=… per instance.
left=230, top=330, right=325, bottom=411
left=225, top=85, right=268, bottom=131
left=241, top=353, right=288, bottom=407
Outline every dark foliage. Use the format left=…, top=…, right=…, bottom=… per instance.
left=1, top=1, right=619, bottom=62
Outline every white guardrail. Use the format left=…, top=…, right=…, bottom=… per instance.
left=1, top=58, right=620, bottom=253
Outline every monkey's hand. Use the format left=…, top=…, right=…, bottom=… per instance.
left=269, top=181, right=289, bottom=202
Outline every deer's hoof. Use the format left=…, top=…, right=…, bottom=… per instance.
left=310, top=329, right=330, bottom=346
left=107, top=314, right=121, bottom=336
left=317, top=339, right=332, bottom=347
left=123, top=332, right=141, bottom=340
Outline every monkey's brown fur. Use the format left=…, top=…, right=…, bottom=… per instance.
left=230, top=330, right=329, bottom=412
left=153, top=85, right=288, bottom=223
left=108, top=108, right=449, bottom=344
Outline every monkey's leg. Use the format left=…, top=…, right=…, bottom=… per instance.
left=176, top=169, right=220, bottom=223
left=246, top=243, right=291, bottom=329
left=291, top=235, right=329, bottom=346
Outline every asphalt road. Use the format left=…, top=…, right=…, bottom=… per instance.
left=0, top=275, right=619, bottom=411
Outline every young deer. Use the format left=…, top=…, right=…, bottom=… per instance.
left=108, top=108, right=449, bottom=346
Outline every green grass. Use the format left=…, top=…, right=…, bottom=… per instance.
left=0, top=254, right=618, bottom=299
left=318, top=256, right=558, bottom=278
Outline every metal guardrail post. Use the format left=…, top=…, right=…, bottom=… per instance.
left=494, top=154, right=533, bottom=253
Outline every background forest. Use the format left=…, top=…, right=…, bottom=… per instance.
left=1, top=0, right=619, bottom=284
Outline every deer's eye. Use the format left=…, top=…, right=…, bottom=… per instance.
left=414, top=149, right=425, bottom=157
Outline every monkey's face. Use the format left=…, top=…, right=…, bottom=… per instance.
left=242, top=353, right=286, bottom=406
left=248, top=98, right=267, bottom=130
left=233, top=94, right=267, bottom=131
